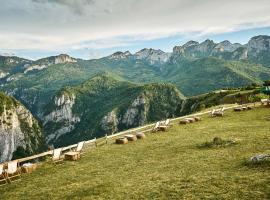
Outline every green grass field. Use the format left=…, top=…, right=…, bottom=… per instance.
left=1, top=107, right=270, bottom=200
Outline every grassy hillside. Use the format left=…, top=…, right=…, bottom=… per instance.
left=44, top=73, right=185, bottom=146
left=1, top=106, right=269, bottom=199
left=180, top=87, right=268, bottom=115
left=166, top=57, right=270, bottom=96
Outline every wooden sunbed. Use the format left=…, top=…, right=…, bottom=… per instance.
left=6, top=161, right=21, bottom=183
left=64, top=141, right=85, bottom=161
left=0, top=164, right=7, bottom=186
left=261, top=99, right=270, bottom=105
left=211, top=107, right=225, bottom=117
left=152, top=121, right=161, bottom=132
left=157, top=119, right=171, bottom=131
left=52, top=148, right=64, bottom=163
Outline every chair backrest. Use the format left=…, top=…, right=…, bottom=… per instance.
left=0, top=164, right=4, bottom=174
left=165, top=119, right=170, bottom=126
left=76, top=141, right=85, bottom=152
left=154, top=122, right=160, bottom=129
left=52, top=148, right=62, bottom=160
left=7, top=161, right=18, bottom=174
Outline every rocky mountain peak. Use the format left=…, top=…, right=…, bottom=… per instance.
left=23, top=54, right=77, bottom=74
left=220, top=40, right=231, bottom=45
left=247, top=35, right=270, bottom=65
left=201, top=39, right=214, bottom=45
left=0, top=56, right=30, bottom=66
left=182, top=41, right=199, bottom=48
left=248, top=35, right=270, bottom=52
left=108, top=51, right=132, bottom=60
left=213, top=40, right=242, bottom=53
left=135, top=48, right=170, bottom=64
left=52, top=54, right=77, bottom=64
left=135, top=48, right=164, bottom=57
left=35, top=54, right=77, bottom=66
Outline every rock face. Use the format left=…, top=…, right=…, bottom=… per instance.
left=0, top=56, right=30, bottom=66
left=172, top=39, right=245, bottom=60
left=108, top=48, right=171, bottom=65
left=23, top=54, right=77, bottom=74
left=53, top=54, right=77, bottom=64
left=247, top=35, right=270, bottom=65
left=121, top=95, right=148, bottom=127
left=100, top=110, right=119, bottom=134
left=37, top=54, right=77, bottom=65
left=171, top=35, right=270, bottom=66
left=106, top=35, right=270, bottom=67
left=248, top=35, right=270, bottom=55
left=43, top=92, right=80, bottom=144
left=173, top=39, right=216, bottom=58
left=0, top=92, right=43, bottom=162
left=213, top=40, right=242, bottom=53
left=134, top=48, right=171, bottom=65
left=23, top=64, right=47, bottom=74
left=0, top=71, right=9, bottom=79
left=108, top=51, right=132, bottom=60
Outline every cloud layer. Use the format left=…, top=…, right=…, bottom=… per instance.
left=0, top=0, right=270, bottom=51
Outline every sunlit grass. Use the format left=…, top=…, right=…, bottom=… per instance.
left=1, top=107, right=270, bottom=199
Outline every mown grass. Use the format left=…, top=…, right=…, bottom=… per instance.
left=1, top=107, right=270, bottom=199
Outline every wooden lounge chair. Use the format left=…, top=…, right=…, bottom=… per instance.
left=164, top=119, right=172, bottom=127
left=0, top=164, right=7, bottom=186
left=52, top=148, right=64, bottom=163
left=65, top=141, right=85, bottom=161
left=6, top=161, right=21, bottom=183
left=157, top=119, right=170, bottom=131
left=152, top=121, right=160, bottom=132
left=210, top=109, right=216, bottom=117
left=75, top=141, right=85, bottom=154
left=261, top=99, right=268, bottom=105
left=211, top=107, right=224, bottom=117
left=160, top=119, right=170, bottom=126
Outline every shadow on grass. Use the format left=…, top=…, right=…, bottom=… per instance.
left=197, top=137, right=238, bottom=149
left=243, top=158, right=270, bottom=169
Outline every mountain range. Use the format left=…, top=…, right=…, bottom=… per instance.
left=0, top=35, right=270, bottom=160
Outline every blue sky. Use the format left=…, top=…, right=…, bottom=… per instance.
left=0, top=0, right=270, bottom=60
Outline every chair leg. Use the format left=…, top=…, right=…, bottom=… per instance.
left=53, top=158, right=64, bottom=165
left=7, top=172, right=21, bottom=183
left=0, top=174, right=8, bottom=186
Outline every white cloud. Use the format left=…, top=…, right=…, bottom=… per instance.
left=0, top=0, right=270, bottom=51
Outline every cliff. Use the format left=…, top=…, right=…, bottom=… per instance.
left=0, top=92, right=44, bottom=162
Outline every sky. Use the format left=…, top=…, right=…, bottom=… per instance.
left=0, top=0, right=270, bottom=60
